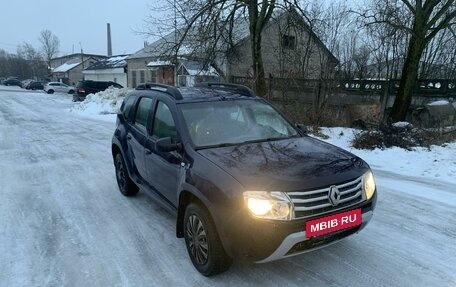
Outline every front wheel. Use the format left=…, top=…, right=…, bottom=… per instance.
left=184, top=203, right=232, bottom=276
left=68, top=89, right=74, bottom=94
left=114, top=153, right=139, bottom=196
left=47, top=89, right=54, bottom=94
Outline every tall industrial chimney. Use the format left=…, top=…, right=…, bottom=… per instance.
left=107, top=23, right=112, bottom=57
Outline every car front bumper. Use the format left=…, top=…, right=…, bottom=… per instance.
left=255, top=209, right=373, bottom=263
left=216, top=194, right=376, bottom=263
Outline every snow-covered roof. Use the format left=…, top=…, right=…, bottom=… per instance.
left=127, top=10, right=337, bottom=64
left=147, top=60, right=173, bottom=67
left=85, top=55, right=129, bottom=71
left=53, top=60, right=81, bottom=73
left=128, top=17, right=249, bottom=61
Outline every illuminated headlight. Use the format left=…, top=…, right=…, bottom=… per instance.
left=363, top=171, right=376, bottom=200
left=243, top=191, right=292, bottom=220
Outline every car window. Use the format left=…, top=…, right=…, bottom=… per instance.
left=251, top=104, right=291, bottom=135
left=112, top=83, right=123, bottom=88
left=180, top=100, right=298, bottom=147
left=152, top=101, right=177, bottom=141
left=122, top=95, right=137, bottom=123
left=134, top=97, right=153, bottom=131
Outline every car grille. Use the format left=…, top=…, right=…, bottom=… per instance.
left=287, top=176, right=364, bottom=219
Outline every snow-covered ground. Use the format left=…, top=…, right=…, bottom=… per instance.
left=1, top=86, right=455, bottom=287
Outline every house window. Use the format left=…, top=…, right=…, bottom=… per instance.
left=281, top=35, right=296, bottom=50
left=150, top=69, right=157, bottom=83
left=140, top=70, right=146, bottom=84
left=132, top=70, right=137, bottom=88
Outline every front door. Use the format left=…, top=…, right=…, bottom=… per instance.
left=145, top=100, right=183, bottom=208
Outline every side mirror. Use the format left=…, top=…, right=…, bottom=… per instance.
left=156, top=137, right=181, bottom=152
left=296, top=123, right=309, bottom=134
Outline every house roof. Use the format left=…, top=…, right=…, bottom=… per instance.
left=147, top=60, right=173, bottom=67
left=85, top=55, right=129, bottom=70
left=53, top=58, right=81, bottom=73
left=51, top=53, right=107, bottom=61
left=129, top=10, right=338, bottom=64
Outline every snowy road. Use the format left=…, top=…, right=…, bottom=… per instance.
left=1, top=89, right=455, bottom=287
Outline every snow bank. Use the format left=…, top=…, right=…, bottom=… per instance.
left=315, top=127, right=456, bottom=186
left=427, top=100, right=450, bottom=106
left=70, top=87, right=131, bottom=121
left=392, top=121, right=412, bottom=128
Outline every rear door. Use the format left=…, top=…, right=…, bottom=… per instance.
left=127, top=96, right=154, bottom=182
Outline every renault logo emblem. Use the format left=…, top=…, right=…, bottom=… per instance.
left=328, top=186, right=341, bottom=206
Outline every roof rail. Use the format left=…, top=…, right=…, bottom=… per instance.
left=135, top=83, right=183, bottom=100
left=194, top=82, right=255, bottom=97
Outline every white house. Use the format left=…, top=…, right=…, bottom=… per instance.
left=83, top=55, right=129, bottom=87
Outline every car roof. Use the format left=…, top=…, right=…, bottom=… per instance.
left=134, top=82, right=258, bottom=103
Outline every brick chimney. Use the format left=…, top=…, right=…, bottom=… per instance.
left=107, top=23, right=112, bottom=57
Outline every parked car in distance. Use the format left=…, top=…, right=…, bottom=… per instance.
left=111, top=83, right=377, bottom=276
left=44, top=82, right=75, bottom=94
left=3, top=78, right=23, bottom=87
left=26, top=81, right=44, bottom=90
left=73, top=80, right=123, bottom=102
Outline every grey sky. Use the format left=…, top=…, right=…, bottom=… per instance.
left=0, top=0, right=158, bottom=57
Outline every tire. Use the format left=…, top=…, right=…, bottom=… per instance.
left=68, top=89, right=74, bottom=94
left=184, top=203, right=232, bottom=276
left=114, top=153, right=139, bottom=196
left=47, top=89, right=54, bottom=94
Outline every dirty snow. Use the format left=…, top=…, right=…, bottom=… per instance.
left=392, top=121, right=411, bottom=128
left=69, top=87, right=131, bottom=121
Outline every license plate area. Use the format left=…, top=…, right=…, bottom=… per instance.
left=305, top=209, right=362, bottom=238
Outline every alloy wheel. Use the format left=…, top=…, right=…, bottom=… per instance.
left=186, top=215, right=209, bottom=265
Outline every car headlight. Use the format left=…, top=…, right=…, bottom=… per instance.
left=243, top=191, right=292, bottom=220
left=363, top=171, right=376, bottom=200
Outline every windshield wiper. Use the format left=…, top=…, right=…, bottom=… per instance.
left=195, top=136, right=299, bottom=150
left=195, top=142, right=238, bottom=150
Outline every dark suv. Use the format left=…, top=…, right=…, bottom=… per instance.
left=73, top=80, right=123, bottom=101
left=111, top=83, right=377, bottom=276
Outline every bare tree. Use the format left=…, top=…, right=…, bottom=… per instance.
left=145, top=0, right=277, bottom=96
left=360, top=0, right=456, bottom=121
left=17, top=42, right=48, bottom=78
left=39, top=29, right=60, bottom=69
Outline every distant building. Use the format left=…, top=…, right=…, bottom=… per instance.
left=83, top=55, right=129, bottom=87
left=50, top=53, right=107, bottom=85
left=125, top=10, right=337, bottom=88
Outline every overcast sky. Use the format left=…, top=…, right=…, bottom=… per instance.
left=0, top=0, right=159, bottom=57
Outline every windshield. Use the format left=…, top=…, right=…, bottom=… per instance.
left=180, top=99, right=299, bottom=148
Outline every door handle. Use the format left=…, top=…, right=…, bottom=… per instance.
left=127, top=135, right=132, bottom=140
left=145, top=149, right=152, bottom=155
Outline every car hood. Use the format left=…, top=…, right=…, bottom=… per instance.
left=197, top=136, right=369, bottom=191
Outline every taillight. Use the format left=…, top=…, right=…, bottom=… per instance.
left=78, top=88, right=85, bottom=93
